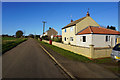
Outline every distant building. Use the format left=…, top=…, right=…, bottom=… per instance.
left=41, top=27, right=58, bottom=39
left=51, top=35, right=62, bottom=39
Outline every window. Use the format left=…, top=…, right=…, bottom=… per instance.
left=70, top=37, right=73, bottom=41
left=70, top=27, right=73, bottom=31
left=65, top=29, right=66, bottom=32
left=83, top=36, right=86, bottom=42
left=106, top=36, right=108, bottom=42
left=109, top=36, right=110, bottom=41
left=106, top=36, right=110, bottom=42
left=64, top=37, right=66, bottom=41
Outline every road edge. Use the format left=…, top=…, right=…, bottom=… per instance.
left=39, top=43, right=77, bottom=80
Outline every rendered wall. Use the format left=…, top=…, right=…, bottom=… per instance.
left=76, top=16, right=100, bottom=33
left=42, top=40, right=112, bottom=59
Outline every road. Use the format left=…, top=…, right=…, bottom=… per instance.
left=3, top=39, right=67, bottom=79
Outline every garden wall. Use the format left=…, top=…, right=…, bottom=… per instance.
left=42, top=40, right=112, bottom=59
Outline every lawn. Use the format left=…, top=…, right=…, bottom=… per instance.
left=2, top=37, right=27, bottom=54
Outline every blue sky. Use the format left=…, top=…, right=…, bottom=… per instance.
left=2, top=2, right=118, bottom=36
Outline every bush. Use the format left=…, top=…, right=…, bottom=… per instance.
left=42, top=35, right=49, bottom=40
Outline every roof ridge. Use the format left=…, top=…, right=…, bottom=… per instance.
left=88, top=26, right=93, bottom=33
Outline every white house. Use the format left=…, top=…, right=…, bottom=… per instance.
left=62, top=11, right=120, bottom=48
left=76, top=26, right=120, bottom=48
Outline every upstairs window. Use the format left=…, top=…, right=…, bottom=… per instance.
left=70, top=27, right=74, bottom=31
left=83, top=36, right=86, bottom=42
left=65, top=29, right=66, bottom=32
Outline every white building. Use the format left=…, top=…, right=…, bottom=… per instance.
left=62, top=11, right=120, bottom=48
left=76, top=26, right=120, bottom=48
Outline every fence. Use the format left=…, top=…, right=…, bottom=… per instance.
left=42, top=40, right=112, bottom=59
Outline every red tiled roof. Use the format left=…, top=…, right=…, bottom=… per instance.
left=77, top=26, right=120, bottom=35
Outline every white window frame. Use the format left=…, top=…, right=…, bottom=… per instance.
left=70, top=27, right=74, bottom=31
left=106, top=35, right=110, bottom=42
left=83, top=36, right=86, bottom=42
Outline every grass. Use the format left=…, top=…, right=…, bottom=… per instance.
left=92, top=58, right=115, bottom=64
left=2, top=37, right=28, bottom=54
left=38, top=40, right=120, bottom=75
left=38, top=40, right=118, bottom=64
left=2, top=37, right=17, bottom=40
left=39, top=40, right=92, bottom=63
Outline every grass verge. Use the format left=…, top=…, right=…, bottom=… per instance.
left=38, top=40, right=120, bottom=75
left=2, top=38, right=27, bottom=54
left=38, top=40, right=118, bottom=64
left=38, top=40, right=92, bottom=63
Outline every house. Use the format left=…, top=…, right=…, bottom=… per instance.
left=62, top=11, right=120, bottom=48
left=42, top=27, right=58, bottom=39
left=76, top=26, right=120, bottom=47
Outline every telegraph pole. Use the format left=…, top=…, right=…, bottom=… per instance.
left=42, top=21, right=47, bottom=34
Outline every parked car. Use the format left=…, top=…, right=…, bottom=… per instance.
left=111, top=43, right=120, bottom=61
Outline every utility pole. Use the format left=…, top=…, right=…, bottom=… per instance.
left=42, top=21, right=47, bottom=34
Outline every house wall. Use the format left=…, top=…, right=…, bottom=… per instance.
left=62, top=25, right=76, bottom=45
left=76, top=16, right=100, bottom=34
left=47, top=29, right=58, bottom=39
left=76, top=34, right=116, bottom=48
left=76, top=34, right=92, bottom=47
left=92, top=34, right=116, bottom=47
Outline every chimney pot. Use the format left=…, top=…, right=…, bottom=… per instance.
left=71, top=19, right=73, bottom=22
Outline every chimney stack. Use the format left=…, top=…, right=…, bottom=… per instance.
left=71, top=19, right=73, bottom=22
left=86, top=8, right=90, bottom=17
left=49, top=27, right=51, bottom=29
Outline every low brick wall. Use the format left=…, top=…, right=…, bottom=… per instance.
left=42, top=40, right=112, bottom=59
left=43, top=40, right=91, bottom=58
left=93, top=48, right=112, bottom=59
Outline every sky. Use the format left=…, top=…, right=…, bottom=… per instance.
left=2, top=2, right=118, bottom=36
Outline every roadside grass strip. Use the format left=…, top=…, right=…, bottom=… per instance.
left=2, top=38, right=27, bottom=54
left=38, top=41, right=92, bottom=63
left=38, top=40, right=117, bottom=64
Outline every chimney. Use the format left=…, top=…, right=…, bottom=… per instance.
left=71, top=19, right=73, bottom=22
left=49, top=27, right=51, bottom=29
left=86, top=8, right=90, bottom=17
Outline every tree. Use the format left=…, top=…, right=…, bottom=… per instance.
left=107, top=25, right=109, bottom=29
left=28, top=34, right=34, bottom=38
left=16, top=30, right=23, bottom=38
left=107, top=25, right=116, bottom=30
left=110, top=26, right=116, bottom=30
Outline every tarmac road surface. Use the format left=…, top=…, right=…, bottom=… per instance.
left=2, top=38, right=67, bottom=79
